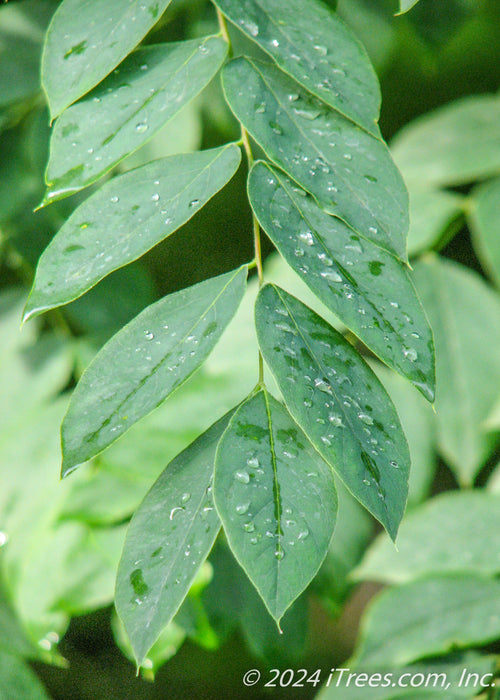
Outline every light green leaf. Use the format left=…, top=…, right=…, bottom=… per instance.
left=255, top=285, right=409, bottom=539
left=44, top=36, right=228, bottom=201
left=214, top=0, right=380, bottom=134
left=413, top=255, right=500, bottom=484
left=248, top=162, right=435, bottom=400
left=0, top=651, right=51, bottom=700
left=222, top=57, right=408, bottom=260
left=214, top=388, right=337, bottom=622
left=354, top=574, right=500, bottom=667
left=116, top=412, right=232, bottom=665
left=468, top=176, right=500, bottom=288
left=355, top=491, right=500, bottom=584
left=61, top=266, right=248, bottom=475
left=24, top=144, right=241, bottom=321
left=317, top=653, right=496, bottom=699
left=42, top=0, right=172, bottom=117
left=397, top=0, right=421, bottom=14
left=406, top=188, right=464, bottom=257
left=391, top=94, right=500, bottom=188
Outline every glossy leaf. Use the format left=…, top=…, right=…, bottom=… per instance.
left=214, top=0, right=380, bottom=134
left=413, top=256, right=500, bottom=484
left=214, top=388, right=337, bottom=622
left=354, top=574, right=500, bottom=667
left=42, top=0, right=172, bottom=117
left=317, top=653, right=495, bottom=700
left=248, top=162, right=435, bottom=400
left=222, top=57, right=408, bottom=260
left=116, top=412, right=232, bottom=664
left=391, top=94, right=500, bottom=188
left=61, top=266, right=248, bottom=475
left=255, top=285, right=410, bottom=539
left=397, top=0, right=421, bottom=13
left=469, top=176, right=500, bottom=288
left=44, top=37, right=228, bottom=201
left=24, top=144, right=241, bottom=321
left=355, top=491, right=500, bottom=584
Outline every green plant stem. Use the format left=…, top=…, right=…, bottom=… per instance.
left=215, top=4, right=264, bottom=384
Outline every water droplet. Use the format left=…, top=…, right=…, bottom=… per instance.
left=293, top=107, right=321, bottom=121
left=314, top=378, right=333, bottom=395
left=318, top=252, right=333, bottom=266
left=151, top=193, right=160, bottom=202
left=313, top=44, right=328, bottom=56
left=247, top=455, right=260, bottom=468
left=243, top=20, right=259, bottom=36
left=321, top=436, right=332, bottom=446
left=110, top=196, right=119, bottom=203
left=320, top=270, right=342, bottom=282
left=274, top=548, right=285, bottom=560
left=243, top=522, right=255, bottom=533
left=169, top=506, right=183, bottom=520
left=328, top=414, right=343, bottom=427
left=135, top=122, right=148, bottom=133
left=270, top=38, right=279, bottom=47
left=297, top=528, right=309, bottom=540
left=140, top=63, right=148, bottom=71
left=294, top=247, right=305, bottom=257
left=255, top=102, right=266, bottom=113
left=390, top=301, right=399, bottom=308
left=236, top=502, right=250, bottom=515
left=199, top=44, right=209, bottom=54
left=288, top=93, right=299, bottom=102
left=269, top=121, right=283, bottom=135
left=298, top=231, right=314, bottom=245
left=358, top=413, right=374, bottom=425
left=362, top=478, right=371, bottom=486
left=235, top=470, right=250, bottom=484
left=189, top=199, right=200, bottom=208
left=390, top=460, right=399, bottom=469
left=184, top=546, right=191, bottom=557
left=403, top=347, right=418, bottom=362
left=368, top=226, right=378, bottom=236
left=144, top=330, right=154, bottom=340
left=181, top=492, right=191, bottom=503
left=0, top=532, right=8, bottom=547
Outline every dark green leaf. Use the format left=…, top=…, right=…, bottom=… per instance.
left=354, top=574, right=500, bottom=667
left=248, top=162, right=435, bottom=400
left=255, top=285, right=410, bottom=539
left=214, top=388, right=337, bottom=622
left=44, top=37, right=228, bottom=201
left=355, top=491, right=500, bottom=584
left=0, top=651, right=51, bottom=700
left=42, top=0, right=173, bottom=117
left=223, top=57, right=408, bottom=259
left=413, top=256, right=500, bottom=484
left=214, top=0, right=380, bottom=134
left=24, top=145, right=241, bottom=321
left=61, top=266, right=248, bottom=475
left=116, top=412, right=232, bottom=664
left=391, top=94, right=500, bottom=188
left=469, top=176, right=500, bottom=288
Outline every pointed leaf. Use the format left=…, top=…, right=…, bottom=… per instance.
left=397, top=0, right=421, bottom=13
left=44, top=37, right=228, bottom=201
left=355, top=491, right=500, bottom=584
left=223, top=57, right=408, bottom=259
left=413, top=256, right=500, bottom=484
left=213, top=0, right=380, bottom=134
left=354, top=574, right=500, bottom=667
left=24, top=145, right=241, bottom=321
left=214, top=388, right=337, bottom=622
left=255, top=285, right=410, bottom=539
left=42, top=0, right=173, bottom=117
left=116, top=411, right=233, bottom=664
left=248, top=162, right=435, bottom=400
left=469, top=176, right=500, bottom=288
left=61, top=267, right=248, bottom=475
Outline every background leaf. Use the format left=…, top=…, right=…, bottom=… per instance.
left=116, top=411, right=232, bottom=665
left=468, top=176, right=500, bottom=288
left=45, top=36, right=228, bottom=200
left=214, top=388, right=337, bottom=622
left=61, top=267, right=247, bottom=474
left=248, top=161, right=435, bottom=400
left=255, top=284, right=410, bottom=539
left=25, top=144, right=241, bottom=320
left=223, top=56, right=409, bottom=260
left=42, top=0, right=173, bottom=117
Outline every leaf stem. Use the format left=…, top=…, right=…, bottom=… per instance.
left=215, top=3, right=265, bottom=384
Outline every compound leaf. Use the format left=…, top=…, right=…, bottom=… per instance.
left=255, top=284, right=410, bottom=540
left=214, top=388, right=337, bottom=622
left=24, top=144, right=241, bottom=321
left=61, top=266, right=248, bottom=475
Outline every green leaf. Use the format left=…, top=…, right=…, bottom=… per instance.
left=355, top=491, right=500, bottom=584
left=413, top=256, right=500, bottom=484
left=222, top=57, right=409, bottom=260
left=42, top=0, right=173, bottom=118
left=248, top=162, right=435, bottom=400
left=44, top=37, right=228, bottom=201
left=255, top=285, right=410, bottom=539
left=24, top=144, right=241, bottom=321
left=354, top=574, right=500, bottom=667
left=0, top=651, right=51, bottom=700
left=61, top=266, right=248, bottom=475
left=115, top=412, right=232, bottom=665
left=397, top=0, right=421, bottom=14
left=391, top=94, right=500, bottom=188
left=468, top=176, right=500, bottom=288
left=317, top=653, right=496, bottom=699
left=406, top=188, right=464, bottom=257
left=213, top=0, right=380, bottom=134
left=214, top=388, right=337, bottom=623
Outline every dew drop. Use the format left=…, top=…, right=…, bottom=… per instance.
left=144, top=330, right=154, bottom=340
left=110, top=195, right=119, bottom=203
left=151, top=193, right=160, bottom=202
left=313, top=44, right=328, bottom=56
left=243, top=522, right=255, bottom=533
left=320, top=270, right=342, bottom=283
left=181, top=492, right=191, bottom=503
left=358, top=413, right=374, bottom=425
left=234, top=470, right=250, bottom=484
left=247, top=455, right=260, bottom=468
left=189, top=199, right=200, bottom=208
left=135, top=122, right=148, bottom=133
left=403, top=347, right=418, bottom=362
left=297, top=528, right=309, bottom=540
left=236, top=502, right=250, bottom=515
left=318, top=252, right=333, bottom=266
left=274, top=548, right=285, bottom=560
left=362, top=478, right=371, bottom=486
left=169, top=506, right=183, bottom=520
left=298, top=231, right=314, bottom=245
